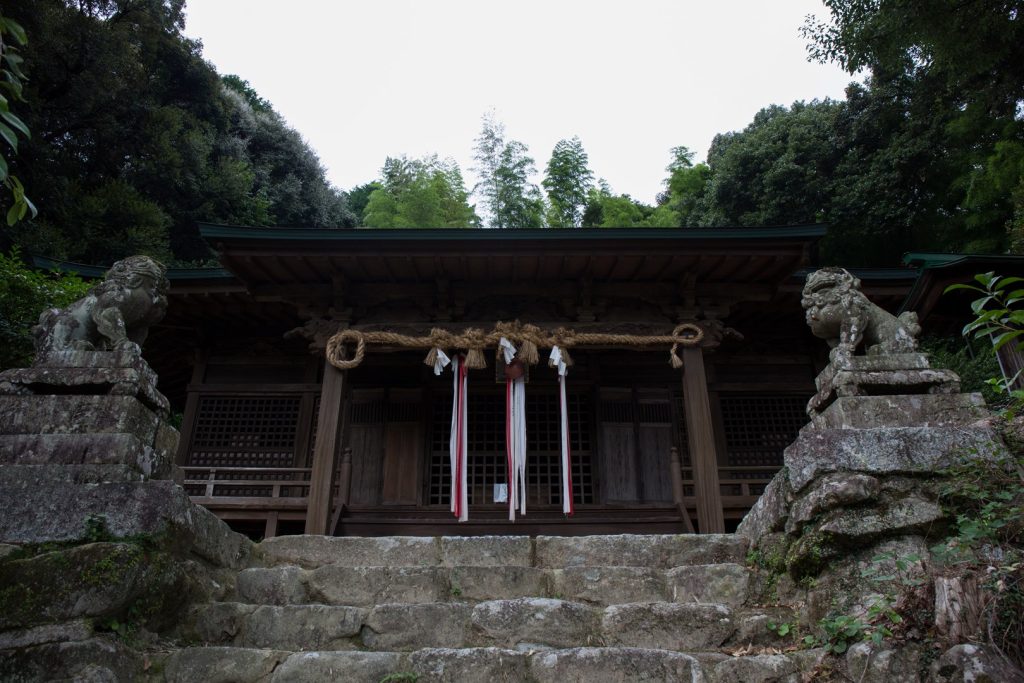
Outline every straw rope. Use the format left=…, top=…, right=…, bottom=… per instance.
left=324, top=321, right=705, bottom=371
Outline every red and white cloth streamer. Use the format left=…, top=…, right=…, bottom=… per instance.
left=500, top=337, right=527, bottom=520
left=449, top=354, right=468, bottom=522
left=550, top=345, right=574, bottom=516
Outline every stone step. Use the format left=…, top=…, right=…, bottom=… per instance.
left=235, top=562, right=751, bottom=607
left=188, top=599, right=746, bottom=652
left=161, top=646, right=708, bottom=683
left=257, top=533, right=749, bottom=570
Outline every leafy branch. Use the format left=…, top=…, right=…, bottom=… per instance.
left=946, top=272, right=1024, bottom=401
left=0, top=10, right=35, bottom=225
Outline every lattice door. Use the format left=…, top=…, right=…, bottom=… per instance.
left=427, top=390, right=594, bottom=507
left=719, top=394, right=808, bottom=468
left=186, top=395, right=303, bottom=496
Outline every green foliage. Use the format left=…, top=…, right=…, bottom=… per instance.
left=378, top=674, right=419, bottom=683
left=919, top=335, right=1002, bottom=405
left=543, top=136, right=594, bottom=228
left=799, top=0, right=1024, bottom=262
left=946, top=272, right=1024, bottom=403
left=3, top=1, right=354, bottom=266
left=0, top=249, right=90, bottom=370
left=363, top=156, right=478, bottom=228
left=0, top=9, right=35, bottom=225
left=472, top=112, right=544, bottom=228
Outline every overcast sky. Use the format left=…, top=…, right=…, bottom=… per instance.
left=184, top=1, right=856, bottom=206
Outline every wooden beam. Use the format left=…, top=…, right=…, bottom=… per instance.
left=681, top=346, right=725, bottom=533
left=305, top=359, right=346, bottom=534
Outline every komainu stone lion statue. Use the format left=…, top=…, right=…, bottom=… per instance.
left=33, top=255, right=169, bottom=358
left=801, top=267, right=921, bottom=364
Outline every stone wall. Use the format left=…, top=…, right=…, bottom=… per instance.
left=0, top=350, right=252, bottom=681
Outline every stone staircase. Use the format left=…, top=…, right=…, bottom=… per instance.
left=161, top=533, right=817, bottom=682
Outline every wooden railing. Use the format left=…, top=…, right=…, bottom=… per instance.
left=679, top=465, right=776, bottom=505
left=182, top=466, right=314, bottom=507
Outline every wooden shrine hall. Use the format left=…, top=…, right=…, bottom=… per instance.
left=137, top=224, right=904, bottom=539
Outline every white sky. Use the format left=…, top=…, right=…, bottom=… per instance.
left=184, top=1, right=855, bottom=207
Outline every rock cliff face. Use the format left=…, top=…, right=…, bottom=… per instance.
left=737, top=372, right=1023, bottom=681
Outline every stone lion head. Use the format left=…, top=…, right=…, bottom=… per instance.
left=801, top=268, right=861, bottom=337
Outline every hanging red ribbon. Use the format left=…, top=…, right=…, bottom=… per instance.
left=449, top=354, right=469, bottom=521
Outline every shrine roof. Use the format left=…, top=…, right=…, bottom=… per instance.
left=196, top=223, right=828, bottom=292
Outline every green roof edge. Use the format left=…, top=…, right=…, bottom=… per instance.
left=30, top=254, right=233, bottom=281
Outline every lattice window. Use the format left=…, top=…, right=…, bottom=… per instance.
left=427, top=390, right=594, bottom=507
left=188, top=395, right=301, bottom=468
left=719, top=394, right=808, bottom=468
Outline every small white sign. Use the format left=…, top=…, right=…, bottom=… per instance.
left=493, top=483, right=508, bottom=503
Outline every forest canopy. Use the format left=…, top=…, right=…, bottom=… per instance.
left=0, top=0, right=1021, bottom=268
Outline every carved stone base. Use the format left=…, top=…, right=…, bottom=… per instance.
left=0, top=350, right=169, bottom=416
left=809, top=393, right=988, bottom=431
left=807, top=353, right=961, bottom=418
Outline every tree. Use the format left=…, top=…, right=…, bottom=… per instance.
left=659, top=146, right=710, bottom=227
left=4, top=0, right=354, bottom=266
left=472, top=112, right=544, bottom=228
left=802, top=0, right=1024, bottom=257
left=362, top=155, right=479, bottom=228
left=543, top=137, right=594, bottom=228
left=0, top=10, right=35, bottom=225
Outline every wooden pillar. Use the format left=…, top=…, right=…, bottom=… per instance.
left=175, top=351, right=206, bottom=466
left=305, top=359, right=346, bottom=535
left=681, top=347, right=725, bottom=534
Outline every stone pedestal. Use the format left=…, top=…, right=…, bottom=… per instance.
left=807, top=353, right=961, bottom=417
left=0, top=349, right=170, bottom=416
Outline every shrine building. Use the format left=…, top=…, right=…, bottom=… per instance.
left=64, top=224, right=948, bottom=539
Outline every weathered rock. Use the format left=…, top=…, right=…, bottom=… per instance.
left=786, top=472, right=881, bottom=533
left=845, top=642, right=922, bottom=683
left=236, top=566, right=309, bottom=605
left=441, top=536, right=531, bottom=567
left=535, top=533, right=748, bottom=568
left=551, top=566, right=665, bottom=605
left=783, top=425, right=1003, bottom=492
left=188, top=602, right=257, bottom=644
left=241, top=604, right=366, bottom=650
left=472, top=598, right=600, bottom=648
left=164, top=647, right=288, bottom=683
left=728, top=607, right=801, bottom=647
left=0, top=433, right=173, bottom=478
left=812, top=393, right=988, bottom=430
left=737, top=472, right=790, bottom=539
left=529, top=647, right=701, bottom=682
left=0, top=463, right=146, bottom=486
left=0, top=543, right=18, bottom=561
left=409, top=647, right=530, bottom=682
left=0, top=620, right=93, bottom=650
left=449, top=566, right=548, bottom=602
left=259, top=535, right=438, bottom=569
left=0, top=479, right=251, bottom=568
left=270, top=651, right=408, bottom=683
left=929, top=643, right=1024, bottom=683
left=0, top=394, right=161, bottom=441
left=817, top=496, right=945, bottom=541
left=803, top=536, right=930, bottom=623
left=0, top=543, right=185, bottom=630
left=713, top=652, right=800, bottom=682
left=667, top=563, right=749, bottom=607
left=307, top=565, right=445, bottom=606
left=363, top=603, right=470, bottom=650
left=0, top=636, right=142, bottom=682
left=601, top=602, right=734, bottom=650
